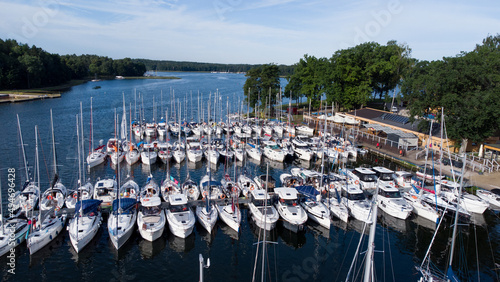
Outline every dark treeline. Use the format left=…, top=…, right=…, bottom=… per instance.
left=132, top=58, right=294, bottom=76
left=0, top=39, right=146, bottom=90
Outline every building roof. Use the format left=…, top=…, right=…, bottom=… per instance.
left=347, top=108, right=442, bottom=137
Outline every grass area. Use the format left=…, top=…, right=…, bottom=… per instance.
left=124, top=76, right=181, bottom=80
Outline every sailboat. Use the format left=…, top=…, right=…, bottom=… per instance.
left=12, top=114, right=39, bottom=216
left=196, top=103, right=219, bottom=233
left=182, top=173, right=200, bottom=201
left=66, top=111, right=94, bottom=209
left=40, top=110, right=68, bottom=211
left=216, top=175, right=241, bottom=232
left=108, top=157, right=137, bottom=250
left=86, top=97, right=107, bottom=168
left=417, top=155, right=469, bottom=281
left=27, top=125, right=68, bottom=255
left=0, top=175, right=30, bottom=256
left=68, top=199, right=102, bottom=253
left=161, top=162, right=181, bottom=202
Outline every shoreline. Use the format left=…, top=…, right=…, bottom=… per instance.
left=0, top=76, right=181, bottom=104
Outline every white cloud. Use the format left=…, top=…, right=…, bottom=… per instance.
left=0, top=0, right=498, bottom=64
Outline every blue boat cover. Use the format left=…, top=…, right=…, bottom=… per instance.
left=295, top=185, right=319, bottom=198
left=75, top=199, right=102, bottom=215
left=112, top=198, right=137, bottom=211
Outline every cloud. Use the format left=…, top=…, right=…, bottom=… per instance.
left=0, top=0, right=498, bottom=65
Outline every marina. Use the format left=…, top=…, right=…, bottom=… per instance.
left=1, top=72, right=499, bottom=281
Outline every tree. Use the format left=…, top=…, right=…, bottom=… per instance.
left=243, top=64, right=281, bottom=116
left=402, top=35, right=500, bottom=152
left=285, top=55, right=327, bottom=108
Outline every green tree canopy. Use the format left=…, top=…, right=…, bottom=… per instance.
left=243, top=64, right=281, bottom=115
left=285, top=54, right=327, bottom=108
left=402, top=35, right=500, bottom=152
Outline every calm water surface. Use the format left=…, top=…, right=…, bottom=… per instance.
left=0, top=72, right=498, bottom=281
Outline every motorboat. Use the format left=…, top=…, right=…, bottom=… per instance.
left=394, top=171, right=413, bottom=191
left=274, top=187, right=308, bottom=232
left=344, top=167, right=378, bottom=194
left=295, top=125, right=314, bottom=135
left=137, top=196, right=165, bottom=241
left=166, top=194, right=195, bottom=238
left=476, top=188, right=500, bottom=210
left=372, top=166, right=397, bottom=188
left=93, top=178, right=117, bottom=207
left=340, top=183, right=372, bottom=223
left=87, top=146, right=107, bottom=168
left=377, top=184, right=413, bottom=220
left=248, top=189, right=279, bottom=230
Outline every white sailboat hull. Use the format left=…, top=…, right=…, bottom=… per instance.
left=108, top=212, right=137, bottom=249
left=68, top=212, right=102, bottom=253
left=27, top=215, right=67, bottom=255
left=216, top=204, right=241, bottom=232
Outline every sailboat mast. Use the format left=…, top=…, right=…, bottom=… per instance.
left=35, top=125, right=41, bottom=225
left=17, top=115, right=29, bottom=182
left=363, top=182, right=379, bottom=282
left=90, top=97, right=93, bottom=153
left=447, top=154, right=466, bottom=276
left=77, top=115, right=81, bottom=185
left=261, top=163, right=269, bottom=282
left=80, top=102, right=86, bottom=180
left=50, top=109, right=57, bottom=176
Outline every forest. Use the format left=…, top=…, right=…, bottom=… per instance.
left=0, top=39, right=146, bottom=90
left=132, top=58, right=294, bottom=75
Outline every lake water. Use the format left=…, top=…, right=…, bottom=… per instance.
left=0, top=72, right=498, bottom=281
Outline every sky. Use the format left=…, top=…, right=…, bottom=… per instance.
left=0, top=0, right=498, bottom=65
